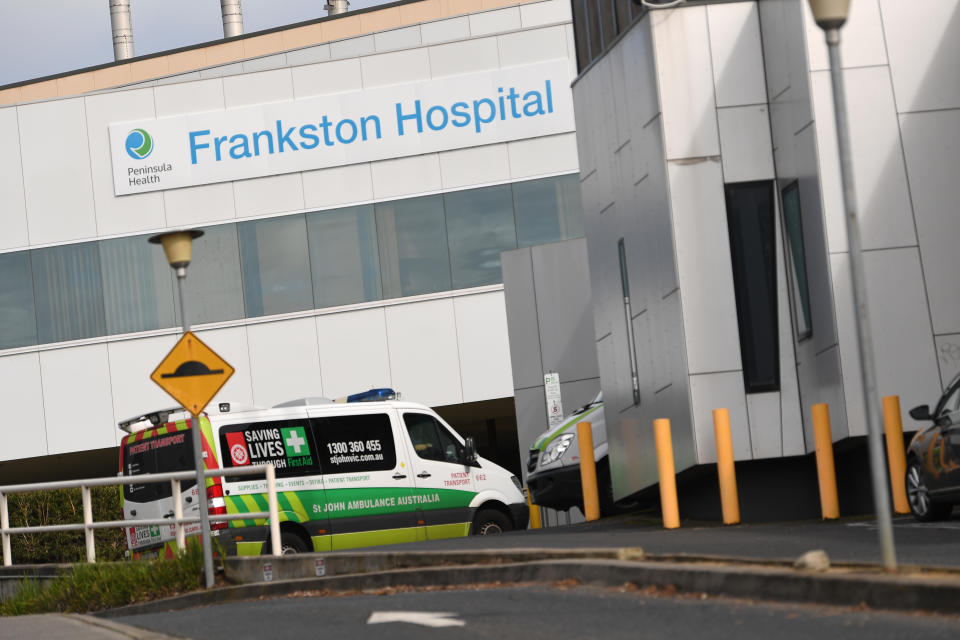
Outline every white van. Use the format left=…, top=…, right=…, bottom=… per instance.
left=119, top=389, right=528, bottom=557
left=525, top=392, right=622, bottom=516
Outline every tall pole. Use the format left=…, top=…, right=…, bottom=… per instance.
left=176, top=266, right=216, bottom=588
left=823, top=27, right=896, bottom=571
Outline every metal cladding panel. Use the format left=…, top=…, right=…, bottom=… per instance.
left=247, top=317, right=324, bottom=409
left=0, top=353, right=47, bottom=461
left=454, top=291, right=514, bottom=403
left=879, top=0, right=960, bottom=113
left=831, top=248, right=941, bottom=437
left=19, top=97, right=97, bottom=245
left=84, top=88, right=164, bottom=237
left=501, top=247, right=544, bottom=391
left=811, top=67, right=915, bottom=254
left=707, top=1, right=768, bottom=108
left=531, top=238, right=599, bottom=385
left=315, top=307, right=392, bottom=400
left=384, top=297, right=463, bottom=408
left=899, top=109, right=960, bottom=336
left=0, top=107, right=27, bottom=250
left=41, top=344, right=116, bottom=454
left=804, top=0, right=888, bottom=72
left=652, top=5, right=719, bottom=160
left=107, top=334, right=180, bottom=428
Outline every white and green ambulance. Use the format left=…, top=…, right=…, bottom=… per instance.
left=119, top=389, right=528, bottom=557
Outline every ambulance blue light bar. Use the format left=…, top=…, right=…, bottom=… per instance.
left=347, top=388, right=397, bottom=403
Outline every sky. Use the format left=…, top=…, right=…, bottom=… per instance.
left=0, top=0, right=390, bottom=87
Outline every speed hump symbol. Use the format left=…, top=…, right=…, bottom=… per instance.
left=150, top=331, right=234, bottom=415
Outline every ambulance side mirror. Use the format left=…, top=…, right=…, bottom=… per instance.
left=464, top=437, right=478, bottom=465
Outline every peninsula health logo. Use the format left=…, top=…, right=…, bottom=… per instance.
left=125, top=128, right=154, bottom=160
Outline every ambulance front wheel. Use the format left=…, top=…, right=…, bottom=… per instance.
left=472, top=508, right=511, bottom=535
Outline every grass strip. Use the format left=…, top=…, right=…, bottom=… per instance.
left=0, top=544, right=205, bottom=616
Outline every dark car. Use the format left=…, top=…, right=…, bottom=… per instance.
left=905, top=372, right=960, bottom=521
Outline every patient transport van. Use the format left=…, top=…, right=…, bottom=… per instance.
left=119, top=389, right=528, bottom=557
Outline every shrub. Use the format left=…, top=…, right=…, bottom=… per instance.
left=5, top=487, right=126, bottom=564
left=0, top=544, right=205, bottom=616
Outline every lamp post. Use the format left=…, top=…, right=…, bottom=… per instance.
left=148, top=229, right=216, bottom=587
left=808, top=0, right=896, bottom=571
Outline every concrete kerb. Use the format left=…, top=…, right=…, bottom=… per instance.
left=92, top=549, right=960, bottom=619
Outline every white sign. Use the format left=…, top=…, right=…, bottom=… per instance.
left=544, top=372, right=564, bottom=428
left=109, top=60, right=575, bottom=196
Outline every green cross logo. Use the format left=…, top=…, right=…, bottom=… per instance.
left=281, top=426, right=310, bottom=458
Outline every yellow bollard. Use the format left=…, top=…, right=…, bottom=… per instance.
left=882, top=396, right=910, bottom=514
left=577, top=421, right=601, bottom=521
left=811, top=403, right=840, bottom=519
left=526, top=485, right=542, bottom=529
left=653, top=418, right=680, bottom=529
left=712, top=408, right=740, bottom=525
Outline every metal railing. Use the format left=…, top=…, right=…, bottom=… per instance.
left=0, top=465, right=281, bottom=567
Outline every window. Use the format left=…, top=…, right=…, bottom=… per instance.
left=32, top=242, right=106, bottom=343
left=238, top=215, right=313, bottom=318
left=404, top=413, right=466, bottom=465
left=312, top=414, right=396, bottom=473
left=725, top=182, right=779, bottom=393
left=123, top=430, right=195, bottom=502
left=781, top=182, right=812, bottom=341
left=220, top=420, right=320, bottom=480
left=444, top=185, right=517, bottom=289
left=307, top=204, right=382, bottom=308
left=182, top=223, right=245, bottom=326
left=376, top=195, right=451, bottom=299
left=100, top=235, right=176, bottom=335
left=514, top=174, right=584, bottom=247
left=0, top=252, right=37, bottom=349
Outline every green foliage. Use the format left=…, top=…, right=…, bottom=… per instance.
left=0, top=544, right=205, bottom=616
left=6, top=487, right=126, bottom=564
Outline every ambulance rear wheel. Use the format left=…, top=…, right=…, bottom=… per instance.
left=280, top=531, right=310, bottom=555
left=472, top=509, right=511, bottom=535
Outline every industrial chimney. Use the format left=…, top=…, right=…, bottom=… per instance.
left=324, top=0, right=350, bottom=16
left=221, top=0, right=244, bottom=38
left=109, top=0, right=134, bottom=61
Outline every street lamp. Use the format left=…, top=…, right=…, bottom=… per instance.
left=808, top=0, right=897, bottom=571
left=148, top=229, right=216, bottom=587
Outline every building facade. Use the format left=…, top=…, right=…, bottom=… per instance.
left=0, top=0, right=583, bottom=482
left=572, top=0, right=959, bottom=508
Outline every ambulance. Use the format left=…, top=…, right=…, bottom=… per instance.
left=525, top=392, right=625, bottom=517
left=119, top=389, right=528, bottom=557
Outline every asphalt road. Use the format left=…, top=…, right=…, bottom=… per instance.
left=341, top=512, right=960, bottom=568
left=118, top=584, right=960, bottom=640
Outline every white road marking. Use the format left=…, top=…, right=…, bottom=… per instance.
left=367, top=611, right=466, bottom=628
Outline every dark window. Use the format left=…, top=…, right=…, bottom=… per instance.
left=122, top=429, right=195, bottom=503
left=404, top=413, right=466, bottom=465
left=444, top=184, right=517, bottom=289
left=615, top=0, right=632, bottom=35
left=571, top=0, right=592, bottom=70
left=237, top=215, right=313, bottom=318
left=597, top=0, right=617, bottom=50
left=0, top=251, right=37, bottom=349
left=376, top=194, right=451, bottom=299
left=586, top=0, right=604, bottom=60
left=725, top=181, right=780, bottom=393
left=32, top=241, right=106, bottom=343
left=312, top=413, right=396, bottom=473
left=781, top=182, right=812, bottom=341
left=220, top=420, right=320, bottom=480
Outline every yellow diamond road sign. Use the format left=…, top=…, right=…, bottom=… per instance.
left=151, top=331, right=234, bottom=415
